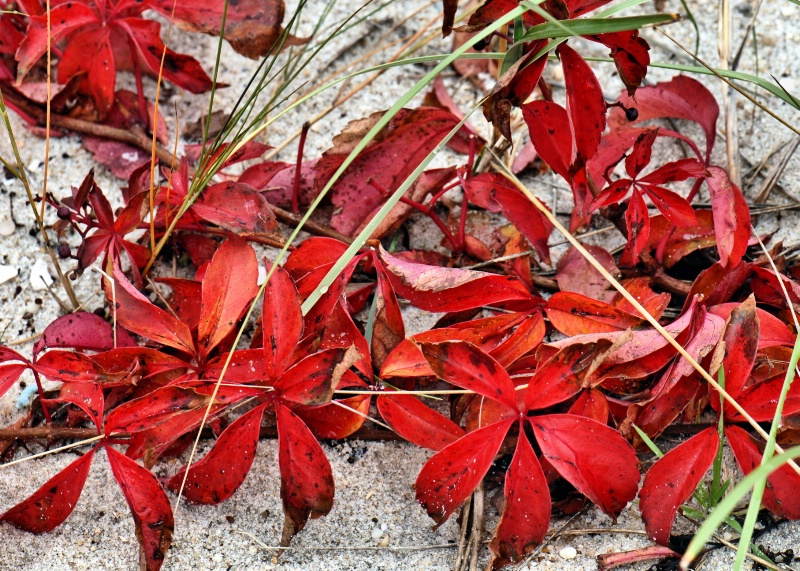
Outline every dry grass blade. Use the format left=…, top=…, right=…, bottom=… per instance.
left=492, top=161, right=800, bottom=477
left=718, top=0, right=740, bottom=186
left=753, top=135, right=800, bottom=203
left=0, top=435, right=103, bottom=469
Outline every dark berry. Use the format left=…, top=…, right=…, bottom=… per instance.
left=93, top=307, right=105, bottom=318
left=57, top=206, right=71, bottom=220
left=625, top=107, right=639, bottom=121
left=57, top=244, right=71, bottom=258
left=472, top=38, right=488, bottom=51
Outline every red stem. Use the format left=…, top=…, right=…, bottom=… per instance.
left=292, top=122, right=311, bottom=214
left=31, top=370, right=53, bottom=424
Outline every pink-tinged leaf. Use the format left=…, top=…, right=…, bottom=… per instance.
left=15, top=3, right=97, bottom=78
left=377, top=393, right=464, bottom=451
left=1, top=448, right=95, bottom=533
left=192, top=181, right=278, bottom=235
left=625, top=128, right=657, bottom=178
left=705, top=166, right=750, bottom=267
left=116, top=18, right=213, bottom=94
left=314, top=108, right=461, bottom=235
left=546, top=292, right=643, bottom=336
left=146, top=0, right=305, bottom=60
left=106, top=446, right=174, bottom=571
left=638, top=428, right=718, bottom=545
left=559, top=43, right=606, bottom=165
left=197, top=237, right=258, bottom=357
left=709, top=303, right=792, bottom=349
left=625, top=189, right=650, bottom=264
left=274, top=349, right=345, bottom=406
left=587, top=30, right=650, bottom=96
left=34, top=311, right=135, bottom=357
left=416, top=418, right=514, bottom=526
left=57, top=27, right=115, bottom=116
left=525, top=341, right=614, bottom=410
left=568, top=388, right=609, bottom=423
left=521, top=100, right=572, bottom=179
left=378, top=246, right=535, bottom=312
left=641, top=185, right=697, bottom=227
left=464, top=173, right=554, bottom=264
left=726, top=426, right=800, bottom=519
left=261, top=264, right=303, bottom=379
left=555, top=245, right=618, bottom=303
left=719, top=297, right=759, bottom=400
left=532, top=414, right=639, bottom=519
left=105, top=262, right=195, bottom=355
left=418, top=341, right=518, bottom=410
left=166, top=403, right=266, bottom=504
left=608, top=75, right=719, bottom=161
left=277, top=403, right=335, bottom=544
left=490, top=432, right=550, bottom=568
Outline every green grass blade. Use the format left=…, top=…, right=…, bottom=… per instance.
left=520, top=14, right=677, bottom=42
left=680, top=444, right=800, bottom=568
left=678, top=0, right=700, bottom=57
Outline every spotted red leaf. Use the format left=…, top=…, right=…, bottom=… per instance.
left=1, top=447, right=96, bottom=533
left=416, top=418, right=514, bottom=526
left=192, top=182, right=278, bottom=236
left=638, top=427, right=718, bottom=545
left=705, top=166, right=750, bottom=267
left=521, top=100, right=572, bottom=179
left=546, top=292, right=644, bottom=336
left=489, top=432, right=550, bottom=568
left=277, top=403, right=335, bottom=544
left=166, top=403, right=266, bottom=504
left=531, top=414, right=639, bottom=519
left=106, top=445, right=174, bottom=571
left=261, top=264, right=303, bottom=379
left=559, top=43, right=606, bottom=165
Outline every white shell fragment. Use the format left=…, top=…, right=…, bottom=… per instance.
left=558, top=546, right=578, bottom=560
left=0, top=218, right=14, bottom=236
left=30, top=258, right=53, bottom=290
left=0, top=264, right=18, bottom=285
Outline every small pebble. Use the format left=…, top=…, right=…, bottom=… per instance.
left=371, top=527, right=383, bottom=540
left=0, top=218, right=14, bottom=236
left=378, top=534, right=390, bottom=547
left=0, top=264, right=18, bottom=285
left=559, top=546, right=577, bottom=560
left=30, top=258, right=53, bottom=290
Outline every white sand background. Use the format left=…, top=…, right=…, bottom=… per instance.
left=2, top=0, right=800, bottom=569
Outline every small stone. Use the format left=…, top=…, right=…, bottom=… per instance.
left=371, top=527, right=383, bottom=540
left=0, top=264, right=18, bottom=285
left=0, top=218, right=14, bottom=236
left=378, top=534, right=390, bottom=547
left=30, top=258, right=53, bottom=290
left=558, top=546, right=577, bottom=560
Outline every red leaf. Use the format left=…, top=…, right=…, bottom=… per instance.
left=34, top=311, right=134, bottom=358
left=726, top=426, right=800, bottom=519
left=262, top=264, right=303, bottom=379
left=708, top=303, right=792, bottom=349
left=705, top=166, right=750, bottom=267
left=146, top=0, right=305, bottom=59
left=418, top=341, right=518, bottom=410
left=166, top=403, right=266, bottom=504
left=641, top=184, right=697, bottom=227
left=155, top=278, right=202, bottom=329
left=106, top=445, right=174, bottom=571
left=609, top=75, right=719, bottom=161
left=490, top=432, right=550, bottom=568
left=559, top=43, right=606, bottom=165
left=377, top=393, right=464, bottom=450
left=0, top=363, right=27, bottom=399
left=105, top=261, right=195, bottom=354
left=116, top=18, right=213, bottom=94
left=555, top=245, right=618, bottom=303
left=314, top=107, right=462, bottom=235
left=416, top=418, right=514, bottom=526
left=719, top=297, right=759, bottom=401
left=283, top=237, right=349, bottom=298
left=192, top=181, right=278, bottom=235
left=625, top=189, right=650, bottom=264
left=277, top=403, right=334, bottom=543
left=588, top=30, right=650, bottom=96
left=371, top=263, right=406, bottom=369
left=197, top=237, right=259, bottom=357
left=48, top=383, right=105, bottom=431
left=638, top=428, right=718, bottom=545
left=1, top=448, right=96, bottom=533
left=625, top=128, right=657, bottom=178
left=531, top=414, right=639, bottom=519
left=378, top=246, right=535, bottom=312
left=464, top=173, right=554, bottom=264
left=568, top=388, right=609, bottom=423
left=546, top=292, right=643, bottom=336
left=294, top=371, right=370, bottom=439
left=524, top=341, right=614, bottom=410
left=57, top=27, right=115, bottom=116
left=104, top=386, right=212, bottom=435
left=521, top=101, right=572, bottom=179
left=274, top=349, right=345, bottom=406
left=490, top=312, right=546, bottom=368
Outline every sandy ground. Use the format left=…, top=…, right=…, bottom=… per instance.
left=2, top=0, right=800, bottom=569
